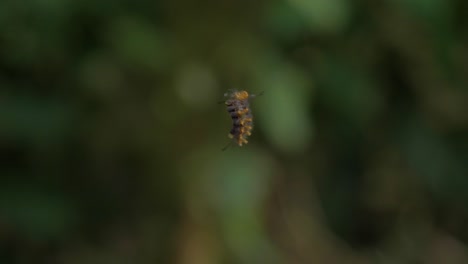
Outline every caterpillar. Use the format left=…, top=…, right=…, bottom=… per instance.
left=222, top=89, right=263, bottom=151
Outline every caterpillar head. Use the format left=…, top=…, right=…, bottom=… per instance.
left=233, top=91, right=249, bottom=101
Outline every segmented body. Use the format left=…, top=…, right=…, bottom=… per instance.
left=224, top=90, right=255, bottom=146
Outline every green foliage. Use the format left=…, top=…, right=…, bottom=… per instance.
left=1, top=0, right=468, bottom=263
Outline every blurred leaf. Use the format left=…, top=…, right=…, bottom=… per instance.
left=0, top=95, right=75, bottom=145
left=0, top=183, right=77, bottom=240
left=287, top=0, right=351, bottom=33
left=264, top=0, right=310, bottom=40
left=255, top=61, right=314, bottom=153
left=402, top=116, right=468, bottom=205
left=318, top=56, right=383, bottom=126
left=395, top=0, right=453, bottom=27
left=106, top=16, right=173, bottom=72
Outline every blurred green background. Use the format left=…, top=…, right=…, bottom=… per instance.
left=1, top=0, right=468, bottom=263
